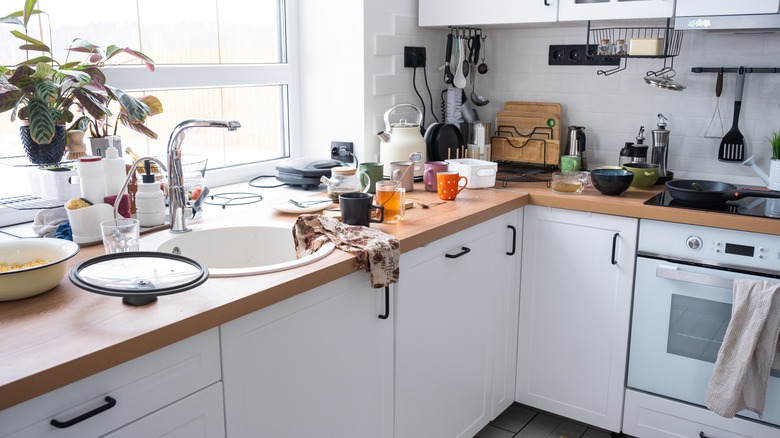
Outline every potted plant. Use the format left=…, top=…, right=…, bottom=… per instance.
left=769, top=130, right=780, bottom=191
left=0, top=0, right=157, bottom=164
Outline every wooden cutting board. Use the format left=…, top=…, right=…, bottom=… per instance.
left=491, top=101, right=563, bottom=165
left=491, top=137, right=560, bottom=165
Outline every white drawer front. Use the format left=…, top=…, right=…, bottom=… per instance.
left=0, top=328, right=221, bottom=438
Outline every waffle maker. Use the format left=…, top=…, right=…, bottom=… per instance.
left=275, top=158, right=343, bottom=190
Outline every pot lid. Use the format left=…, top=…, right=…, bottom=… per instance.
left=69, top=251, right=208, bottom=306
left=644, top=74, right=686, bottom=91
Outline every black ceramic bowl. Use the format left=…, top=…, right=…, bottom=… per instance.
left=590, top=168, right=634, bottom=196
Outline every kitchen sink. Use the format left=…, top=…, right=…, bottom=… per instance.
left=141, top=222, right=335, bottom=277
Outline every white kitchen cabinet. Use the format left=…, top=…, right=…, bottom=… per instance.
left=676, top=0, right=780, bottom=16
left=516, top=206, right=637, bottom=432
left=0, top=329, right=221, bottom=438
left=220, top=270, right=394, bottom=438
left=558, top=0, right=675, bottom=21
left=419, top=0, right=557, bottom=27
left=395, top=209, right=522, bottom=438
left=102, top=382, right=225, bottom=438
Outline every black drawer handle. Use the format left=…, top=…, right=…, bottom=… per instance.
left=611, top=232, right=619, bottom=265
left=507, top=225, right=517, bottom=256
left=378, top=286, right=390, bottom=320
left=51, top=396, right=117, bottom=429
left=445, top=247, right=471, bottom=259
left=544, top=0, right=551, bottom=6
left=699, top=432, right=712, bottom=438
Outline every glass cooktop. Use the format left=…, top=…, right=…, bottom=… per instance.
left=645, top=185, right=780, bottom=220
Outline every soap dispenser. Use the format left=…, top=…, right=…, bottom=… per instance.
left=103, top=140, right=126, bottom=198
left=136, top=160, right=166, bottom=227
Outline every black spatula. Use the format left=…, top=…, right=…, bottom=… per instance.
left=718, top=69, right=746, bottom=162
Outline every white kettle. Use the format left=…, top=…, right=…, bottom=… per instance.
left=377, top=104, right=427, bottom=178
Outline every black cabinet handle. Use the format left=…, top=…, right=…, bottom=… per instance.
left=699, top=432, right=712, bottom=438
left=445, top=247, right=471, bottom=259
left=611, top=232, right=619, bottom=265
left=378, top=286, right=390, bottom=319
left=506, top=225, right=517, bottom=256
left=544, top=0, right=551, bottom=6
left=50, top=396, right=117, bottom=428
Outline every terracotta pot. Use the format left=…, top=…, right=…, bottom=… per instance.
left=20, top=125, right=67, bottom=165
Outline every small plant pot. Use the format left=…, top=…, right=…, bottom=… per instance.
left=769, top=159, right=780, bottom=191
left=20, top=125, right=67, bottom=165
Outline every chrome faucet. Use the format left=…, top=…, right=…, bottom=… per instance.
left=166, top=119, right=241, bottom=233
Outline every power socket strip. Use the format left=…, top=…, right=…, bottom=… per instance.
left=330, top=141, right=354, bottom=163
left=548, top=44, right=620, bottom=66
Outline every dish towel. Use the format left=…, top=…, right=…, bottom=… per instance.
left=292, top=214, right=400, bottom=288
left=32, top=207, right=69, bottom=236
left=705, top=279, right=780, bottom=418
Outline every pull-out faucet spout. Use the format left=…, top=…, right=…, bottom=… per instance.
left=167, top=119, right=241, bottom=233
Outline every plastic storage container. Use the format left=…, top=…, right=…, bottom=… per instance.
left=446, top=159, right=497, bottom=189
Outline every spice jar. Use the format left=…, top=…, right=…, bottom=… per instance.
left=613, top=39, right=626, bottom=56
left=320, top=167, right=370, bottom=201
left=598, top=39, right=611, bottom=56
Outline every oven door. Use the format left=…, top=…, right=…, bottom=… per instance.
left=627, top=256, right=780, bottom=427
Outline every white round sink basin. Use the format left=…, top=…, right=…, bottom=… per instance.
left=141, top=222, right=335, bottom=277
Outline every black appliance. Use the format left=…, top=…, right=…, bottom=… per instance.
left=275, top=158, right=343, bottom=190
left=644, top=184, right=780, bottom=219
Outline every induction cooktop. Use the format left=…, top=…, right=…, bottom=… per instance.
left=644, top=185, right=780, bottom=219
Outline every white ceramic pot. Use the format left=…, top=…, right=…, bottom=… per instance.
left=769, top=158, right=780, bottom=191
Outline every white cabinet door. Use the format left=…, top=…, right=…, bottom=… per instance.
left=419, top=0, right=558, bottom=27
left=396, top=210, right=521, bottom=438
left=221, top=271, right=394, bottom=438
left=102, top=383, right=225, bottom=438
left=516, top=206, right=637, bottom=432
left=676, top=0, right=780, bottom=16
left=558, top=0, right=675, bottom=21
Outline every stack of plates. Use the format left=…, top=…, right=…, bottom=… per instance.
left=424, top=123, right=465, bottom=161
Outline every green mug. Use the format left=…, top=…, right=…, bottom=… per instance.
left=359, top=162, right=384, bottom=194
left=560, top=155, right=581, bottom=173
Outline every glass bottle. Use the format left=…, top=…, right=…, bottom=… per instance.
left=598, top=39, right=611, bottom=56
left=613, top=39, right=626, bottom=56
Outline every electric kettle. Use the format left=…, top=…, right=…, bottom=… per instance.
left=378, top=104, right=427, bottom=178
left=564, top=126, right=587, bottom=170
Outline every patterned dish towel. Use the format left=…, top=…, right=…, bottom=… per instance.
left=292, top=214, right=400, bottom=288
left=705, top=279, right=780, bottom=418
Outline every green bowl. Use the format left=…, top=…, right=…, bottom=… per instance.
left=622, top=163, right=659, bottom=188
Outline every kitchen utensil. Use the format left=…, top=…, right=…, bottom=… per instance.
left=443, top=32, right=454, bottom=84
left=470, top=67, right=489, bottom=106
left=622, top=163, right=659, bottom=188
left=719, top=69, right=747, bottom=162
left=666, top=180, right=780, bottom=206
left=272, top=197, right=332, bottom=214
left=590, top=168, right=634, bottom=196
left=417, top=201, right=446, bottom=209
left=436, top=171, right=468, bottom=200
left=704, top=69, right=725, bottom=138
left=644, top=71, right=686, bottom=91
left=377, top=104, right=427, bottom=178
left=339, top=192, right=384, bottom=227
left=453, top=37, right=467, bottom=89
left=375, top=180, right=405, bottom=223
left=477, top=35, right=488, bottom=74
left=288, top=198, right=332, bottom=208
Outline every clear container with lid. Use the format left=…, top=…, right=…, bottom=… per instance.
left=320, top=167, right=370, bottom=202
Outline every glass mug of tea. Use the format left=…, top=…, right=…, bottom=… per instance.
left=375, top=181, right=406, bottom=223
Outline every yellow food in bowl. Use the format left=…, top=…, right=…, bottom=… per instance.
left=0, top=238, right=80, bottom=301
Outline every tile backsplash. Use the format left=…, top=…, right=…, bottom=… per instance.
left=474, top=25, right=780, bottom=185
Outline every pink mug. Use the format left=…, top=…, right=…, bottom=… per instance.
left=423, top=161, right=449, bottom=192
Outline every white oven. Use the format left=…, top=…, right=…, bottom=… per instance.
left=627, top=220, right=780, bottom=429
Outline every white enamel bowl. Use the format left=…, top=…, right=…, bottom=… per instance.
left=0, top=238, right=80, bottom=301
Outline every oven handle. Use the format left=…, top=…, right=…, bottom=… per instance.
left=656, top=265, right=734, bottom=290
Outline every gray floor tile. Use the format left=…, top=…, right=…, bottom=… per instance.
left=582, top=428, right=613, bottom=438
left=474, top=425, right=517, bottom=438
left=516, top=412, right=588, bottom=438
left=490, top=403, right=538, bottom=433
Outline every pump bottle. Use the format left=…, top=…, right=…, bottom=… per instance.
left=103, top=140, right=126, bottom=198
left=135, top=160, right=166, bottom=227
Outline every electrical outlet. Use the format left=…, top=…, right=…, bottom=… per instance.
left=548, top=44, right=620, bottom=66
left=404, top=46, right=426, bottom=68
left=330, top=141, right=354, bottom=163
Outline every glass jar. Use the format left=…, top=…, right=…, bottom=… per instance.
left=321, top=167, right=369, bottom=201
left=613, top=39, right=626, bottom=56
left=598, top=39, right=611, bottom=56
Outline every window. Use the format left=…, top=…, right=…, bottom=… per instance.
left=1, top=0, right=295, bottom=187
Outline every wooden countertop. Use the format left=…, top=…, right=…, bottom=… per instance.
left=1, top=180, right=778, bottom=411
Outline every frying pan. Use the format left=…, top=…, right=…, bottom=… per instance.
left=666, top=180, right=780, bottom=206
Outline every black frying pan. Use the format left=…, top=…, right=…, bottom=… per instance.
left=666, top=180, right=780, bottom=206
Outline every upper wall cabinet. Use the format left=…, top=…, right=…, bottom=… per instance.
left=419, top=0, right=558, bottom=27
left=676, top=0, right=780, bottom=16
left=558, top=0, right=676, bottom=21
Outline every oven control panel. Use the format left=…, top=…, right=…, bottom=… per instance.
left=640, top=219, right=779, bottom=272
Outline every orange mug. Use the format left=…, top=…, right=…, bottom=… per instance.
left=437, top=171, right=468, bottom=200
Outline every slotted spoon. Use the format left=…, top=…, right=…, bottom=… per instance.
left=718, top=69, right=746, bottom=162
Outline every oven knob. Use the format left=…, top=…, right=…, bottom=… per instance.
left=686, top=236, right=703, bottom=250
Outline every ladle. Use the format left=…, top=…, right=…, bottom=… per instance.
left=477, top=35, right=488, bottom=74
left=470, top=67, right=489, bottom=106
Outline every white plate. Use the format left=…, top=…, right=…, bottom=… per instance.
left=270, top=197, right=333, bottom=214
